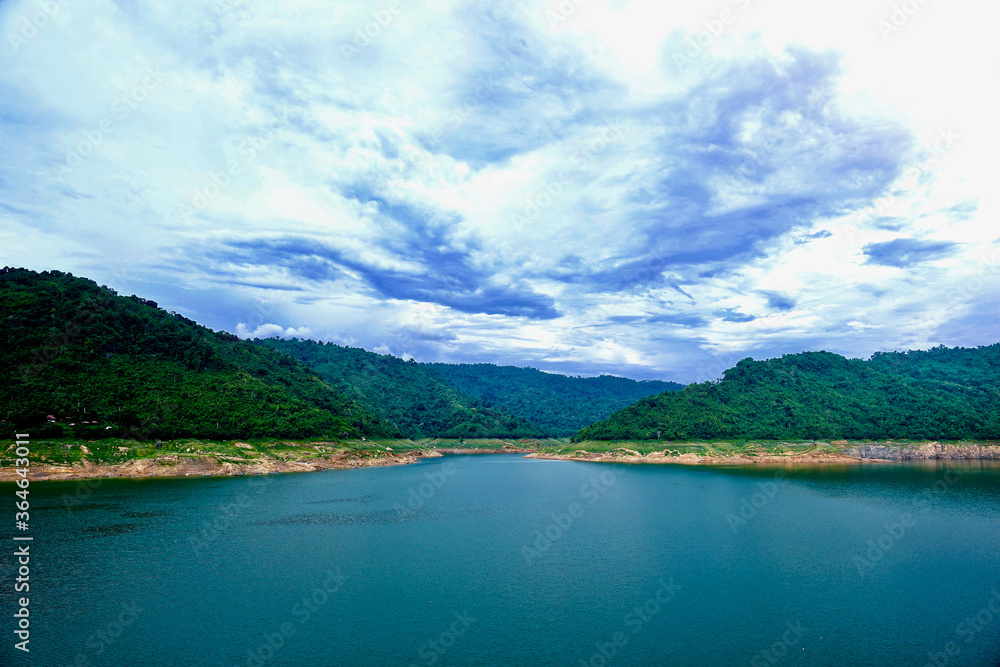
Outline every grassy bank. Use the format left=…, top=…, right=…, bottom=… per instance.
left=543, top=440, right=834, bottom=457
left=529, top=439, right=1000, bottom=466
left=0, top=437, right=416, bottom=468
left=0, top=436, right=565, bottom=475
left=7, top=437, right=996, bottom=478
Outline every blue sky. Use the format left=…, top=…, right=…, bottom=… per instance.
left=1, top=0, right=997, bottom=383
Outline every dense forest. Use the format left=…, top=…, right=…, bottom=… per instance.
left=0, top=268, right=395, bottom=440
left=425, top=363, right=683, bottom=435
left=574, top=346, right=1000, bottom=441
left=256, top=339, right=544, bottom=438
left=8, top=267, right=996, bottom=445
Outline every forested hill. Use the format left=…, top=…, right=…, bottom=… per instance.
left=574, top=346, right=1000, bottom=441
left=424, top=363, right=684, bottom=436
left=255, top=339, right=545, bottom=439
left=0, top=267, right=395, bottom=440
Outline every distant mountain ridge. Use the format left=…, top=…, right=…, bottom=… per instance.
left=255, top=338, right=544, bottom=439
left=0, top=267, right=682, bottom=442
left=0, top=267, right=395, bottom=440
left=574, top=346, right=1000, bottom=441
left=424, top=362, right=684, bottom=436
left=13, top=267, right=991, bottom=446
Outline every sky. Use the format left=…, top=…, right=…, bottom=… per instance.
left=1, top=0, right=998, bottom=383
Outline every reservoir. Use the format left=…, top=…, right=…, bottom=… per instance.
left=4, top=454, right=1000, bottom=666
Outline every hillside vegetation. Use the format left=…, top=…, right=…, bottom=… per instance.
left=574, top=347, right=1000, bottom=441
left=0, top=268, right=394, bottom=440
left=255, top=339, right=544, bottom=438
left=425, top=363, right=683, bottom=436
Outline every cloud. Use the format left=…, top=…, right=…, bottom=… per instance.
left=795, top=229, right=832, bottom=244
left=762, top=292, right=796, bottom=312
left=235, top=322, right=313, bottom=340
left=551, top=48, right=912, bottom=297
left=207, top=233, right=561, bottom=320
left=716, top=309, right=757, bottom=323
left=863, top=238, right=960, bottom=268
left=1, top=0, right=996, bottom=383
left=400, top=326, right=457, bottom=343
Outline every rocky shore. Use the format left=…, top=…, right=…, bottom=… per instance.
left=0, top=448, right=443, bottom=482
left=844, top=442, right=1000, bottom=461
left=434, top=443, right=538, bottom=455
left=7, top=440, right=999, bottom=481
left=526, top=442, right=1000, bottom=467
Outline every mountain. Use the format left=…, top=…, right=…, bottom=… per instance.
left=424, top=363, right=684, bottom=436
left=255, top=338, right=545, bottom=439
left=574, top=346, right=1000, bottom=441
left=0, top=267, right=395, bottom=440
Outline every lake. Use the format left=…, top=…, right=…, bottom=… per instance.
left=3, top=454, right=1000, bottom=666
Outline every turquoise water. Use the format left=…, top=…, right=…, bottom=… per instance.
left=3, top=455, right=1000, bottom=666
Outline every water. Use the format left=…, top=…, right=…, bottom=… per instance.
left=3, top=455, right=1000, bottom=666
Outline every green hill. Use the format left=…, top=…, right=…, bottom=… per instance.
left=255, top=339, right=545, bottom=439
left=424, top=363, right=684, bottom=436
left=574, top=346, right=1000, bottom=441
left=0, top=267, right=395, bottom=440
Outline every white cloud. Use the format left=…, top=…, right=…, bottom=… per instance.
left=235, top=322, right=313, bottom=340
left=1, top=0, right=997, bottom=382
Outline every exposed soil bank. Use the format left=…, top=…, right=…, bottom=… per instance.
left=1, top=436, right=558, bottom=482
left=434, top=444, right=538, bottom=455
left=844, top=442, right=1000, bottom=460
left=526, top=442, right=1000, bottom=467
left=0, top=449, right=443, bottom=482
left=10, top=441, right=997, bottom=481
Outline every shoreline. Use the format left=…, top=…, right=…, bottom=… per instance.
left=0, top=449, right=445, bottom=482
left=1, top=437, right=562, bottom=482
left=525, top=450, right=861, bottom=466
left=525, top=441, right=1000, bottom=467
left=5, top=440, right=1000, bottom=481
left=434, top=445, right=537, bottom=455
